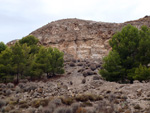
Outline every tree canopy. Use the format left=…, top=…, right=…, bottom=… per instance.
left=99, top=25, right=150, bottom=83
left=0, top=42, right=7, bottom=53
left=0, top=36, right=64, bottom=83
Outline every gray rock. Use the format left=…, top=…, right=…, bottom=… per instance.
left=69, top=62, right=75, bottom=67
left=90, top=64, right=97, bottom=71
left=5, top=89, right=12, bottom=96
left=93, top=75, right=101, bottom=80
left=0, top=99, right=6, bottom=108
left=0, top=84, right=6, bottom=88
left=7, top=83, right=14, bottom=88
left=82, top=78, right=86, bottom=84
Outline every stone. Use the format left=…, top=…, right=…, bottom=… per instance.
left=7, top=83, right=14, bottom=88
left=134, top=104, right=141, bottom=109
left=83, top=70, right=94, bottom=77
left=93, top=75, right=101, bottom=80
left=90, top=64, right=97, bottom=71
left=69, top=62, right=75, bottom=67
left=82, top=78, right=86, bottom=84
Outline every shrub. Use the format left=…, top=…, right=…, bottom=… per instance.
left=75, top=94, right=102, bottom=102
left=15, top=86, right=21, bottom=93
left=93, top=75, right=101, bottom=80
left=75, top=107, right=86, bottom=113
left=75, top=94, right=89, bottom=102
left=71, top=103, right=80, bottom=113
left=81, top=101, right=93, bottom=107
left=47, top=103, right=56, bottom=113
left=0, top=83, right=6, bottom=88
left=51, top=98, right=62, bottom=106
left=60, top=97, right=74, bottom=105
left=5, top=89, right=12, bottom=96
left=54, top=106, right=72, bottom=113
left=24, top=84, right=37, bottom=92
left=7, top=83, right=14, bottom=88
left=0, top=99, right=6, bottom=108
left=18, top=83, right=25, bottom=89
left=31, top=99, right=49, bottom=108
left=42, top=108, right=53, bottom=113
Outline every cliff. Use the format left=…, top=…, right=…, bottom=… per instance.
left=7, top=16, right=150, bottom=60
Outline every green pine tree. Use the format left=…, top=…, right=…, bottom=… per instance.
left=0, top=42, right=7, bottom=53
left=99, top=25, right=150, bottom=83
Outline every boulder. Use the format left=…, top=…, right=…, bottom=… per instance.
left=90, top=64, right=97, bottom=71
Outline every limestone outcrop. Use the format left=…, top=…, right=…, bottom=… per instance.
left=7, top=16, right=150, bottom=60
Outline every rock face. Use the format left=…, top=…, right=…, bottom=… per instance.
left=30, top=19, right=119, bottom=60
left=8, top=16, right=150, bottom=60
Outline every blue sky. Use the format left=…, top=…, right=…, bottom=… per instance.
left=0, top=0, right=150, bottom=44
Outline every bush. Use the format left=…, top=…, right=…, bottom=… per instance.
left=7, top=83, right=14, bottom=88
left=47, top=103, right=56, bottom=113
left=31, top=99, right=49, bottom=108
left=60, top=97, right=74, bottom=105
left=51, top=98, right=62, bottom=106
left=75, top=94, right=103, bottom=102
left=71, top=103, right=80, bottom=113
left=54, top=106, right=72, bottom=113
left=0, top=99, right=6, bottom=108
left=93, top=75, right=101, bottom=80
left=75, top=107, right=86, bottom=113
left=5, top=89, right=12, bottom=96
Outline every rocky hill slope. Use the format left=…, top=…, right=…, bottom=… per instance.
left=7, top=16, right=150, bottom=60
left=29, top=16, right=150, bottom=60
left=3, top=16, right=150, bottom=113
left=1, top=60, right=150, bottom=113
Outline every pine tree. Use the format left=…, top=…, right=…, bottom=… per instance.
left=0, top=48, right=13, bottom=82
left=19, top=35, right=39, bottom=54
left=0, top=42, right=7, bottom=53
left=99, top=25, right=150, bottom=83
left=33, top=47, right=64, bottom=78
left=11, top=43, right=30, bottom=83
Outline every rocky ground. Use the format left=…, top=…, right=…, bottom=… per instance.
left=0, top=59, right=150, bottom=113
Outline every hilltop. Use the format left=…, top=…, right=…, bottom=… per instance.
left=7, top=16, right=150, bottom=60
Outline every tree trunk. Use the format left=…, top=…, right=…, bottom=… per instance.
left=47, top=72, right=49, bottom=78
left=16, top=73, right=19, bottom=84
left=130, top=79, right=133, bottom=84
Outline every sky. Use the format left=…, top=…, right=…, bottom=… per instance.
left=0, top=0, right=150, bottom=44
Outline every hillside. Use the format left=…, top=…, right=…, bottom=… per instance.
left=29, top=16, right=150, bottom=60
left=7, top=16, right=150, bottom=60
left=2, top=16, right=150, bottom=113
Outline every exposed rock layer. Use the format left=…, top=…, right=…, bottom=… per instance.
left=8, top=16, right=150, bottom=60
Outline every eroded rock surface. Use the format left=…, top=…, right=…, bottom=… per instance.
left=29, top=16, right=150, bottom=60
left=7, top=16, right=150, bottom=60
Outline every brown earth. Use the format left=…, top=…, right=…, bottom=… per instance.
left=0, top=60, right=150, bottom=113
